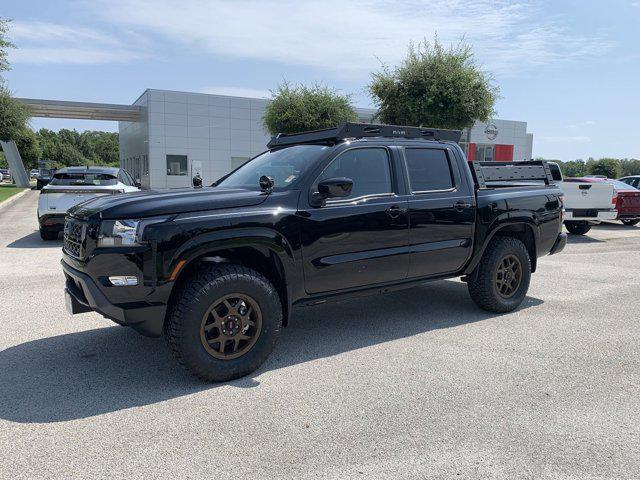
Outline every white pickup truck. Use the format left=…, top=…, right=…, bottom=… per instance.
left=548, top=163, right=617, bottom=235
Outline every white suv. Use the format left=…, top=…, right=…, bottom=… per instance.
left=37, top=166, right=140, bottom=240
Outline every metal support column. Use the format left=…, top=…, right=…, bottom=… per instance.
left=0, top=140, right=30, bottom=188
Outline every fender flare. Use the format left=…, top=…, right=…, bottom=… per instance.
left=464, top=219, right=540, bottom=276
left=165, top=227, right=297, bottom=320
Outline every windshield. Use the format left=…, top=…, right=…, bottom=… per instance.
left=216, top=145, right=330, bottom=189
left=50, top=172, right=117, bottom=186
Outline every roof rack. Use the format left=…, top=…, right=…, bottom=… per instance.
left=470, top=161, right=556, bottom=188
left=267, top=122, right=463, bottom=149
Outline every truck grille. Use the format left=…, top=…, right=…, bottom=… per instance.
left=63, top=219, right=86, bottom=259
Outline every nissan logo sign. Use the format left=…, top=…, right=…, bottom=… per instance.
left=484, top=123, right=498, bottom=141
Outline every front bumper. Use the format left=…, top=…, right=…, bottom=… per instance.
left=549, top=233, right=567, bottom=256
left=62, top=259, right=166, bottom=337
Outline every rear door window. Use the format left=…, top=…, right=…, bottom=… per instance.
left=405, top=148, right=454, bottom=192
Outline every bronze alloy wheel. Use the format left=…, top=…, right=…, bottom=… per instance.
left=495, top=254, right=522, bottom=298
left=200, top=293, right=263, bottom=360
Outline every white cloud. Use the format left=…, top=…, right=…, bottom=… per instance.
left=200, top=85, right=272, bottom=99
left=567, top=120, right=596, bottom=130
left=93, top=0, right=614, bottom=77
left=538, top=135, right=592, bottom=143
left=8, top=21, right=145, bottom=64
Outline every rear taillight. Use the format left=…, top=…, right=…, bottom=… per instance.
left=558, top=194, right=565, bottom=221
left=612, top=194, right=619, bottom=208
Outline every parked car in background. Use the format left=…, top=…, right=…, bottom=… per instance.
left=30, top=169, right=39, bottom=179
left=618, top=175, right=640, bottom=189
left=568, top=177, right=640, bottom=226
left=36, top=160, right=57, bottom=190
left=37, top=166, right=140, bottom=240
left=0, top=169, right=10, bottom=181
left=548, top=164, right=617, bottom=235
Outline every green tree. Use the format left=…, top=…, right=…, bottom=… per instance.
left=14, top=127, right=41, bottom=168
left=369, top=37, right=499, bottom=130
left=619, top=158, right=640, bottom=177
left=560, top=160, right=587, bottom=177
left=35, top=128, right=119, bottom=167
left=0, top=17, right=13, bottom=73
left=263, top=82, right=358, bottom=135
left=0, top=83, right=30, bottom=142
left=587, top=158, right=621, bottom=179
left=0, top=19, right=32, bottom=144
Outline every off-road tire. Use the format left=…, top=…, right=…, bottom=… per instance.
left=165, top=264, right=282, bottom=382
left=621, top=219, right=640, bottom=226
left=468, top=236, right=531, bottom=313
left=565, top=222, right=592, bottom=235
left=39, top=228, right=58, bottom=241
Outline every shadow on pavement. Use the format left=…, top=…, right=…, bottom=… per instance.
left=0, top=280, right=543, bottom=423
left=592, top=222, right=638, bottom=232
left=6, top=231, right=62, bottom=248
left=566, top=234, right=604, bottom=244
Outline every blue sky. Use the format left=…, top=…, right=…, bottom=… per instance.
left=3, top=0, right=639, bottom=161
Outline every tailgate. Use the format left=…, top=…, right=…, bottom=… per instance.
left=560, top=182, right=615, bottom=210
left=40, top=186, right=119, bottom=213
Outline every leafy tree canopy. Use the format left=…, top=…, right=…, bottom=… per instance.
left=0, top=83, right=30, bottom=142
left=36, top=128, right=119, bottom=168
left=0, top=17, right=13, bottom=73
left=263, top=82, right=358, bottom=135
left=549, top=157, right=640, bottom=179
left=586, top=158, right=621, bottom=179
left=369, top=36, right=499, bottom=130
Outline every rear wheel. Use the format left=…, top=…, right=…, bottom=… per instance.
left=621, top=219, right=640, bottom=226
left=468, top=237, right=531, bottom=313
left=565, top=221, right=592, bottom=235
left=165, top=264, right=282, bottom=382
left=39, top=228, right=58, bottom=241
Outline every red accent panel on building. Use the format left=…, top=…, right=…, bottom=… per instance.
left=494, top=144, right=514, bottom=161
left=467, top=143, right=476, bottom=161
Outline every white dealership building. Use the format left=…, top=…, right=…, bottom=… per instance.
left=117, top=89, right=533, bottom=189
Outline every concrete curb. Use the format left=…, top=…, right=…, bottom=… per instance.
left=0, top=187, right=33, bottom=211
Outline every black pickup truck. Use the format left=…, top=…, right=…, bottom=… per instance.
left=62, top=123, right=566, bottom=382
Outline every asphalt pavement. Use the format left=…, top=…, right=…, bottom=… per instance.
left=1, top=190, right=638, bottom=479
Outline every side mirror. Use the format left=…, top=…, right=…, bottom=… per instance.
left=312, top=177, right=353, bottom=206
left=259, top=175, right=274, bottom=193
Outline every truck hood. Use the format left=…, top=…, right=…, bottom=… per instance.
left=69, top=187, right=268, bottom=220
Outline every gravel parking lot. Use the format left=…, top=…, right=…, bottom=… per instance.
left=1, top=190, right=639, bottom=479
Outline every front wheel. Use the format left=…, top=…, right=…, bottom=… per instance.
left=165, top=264, right=282, bottom=382
left=565, top=221, right=592, bottom=235
left=468, top=237, right=532, bottom=313
left=621, top=219, right=640, bottom=226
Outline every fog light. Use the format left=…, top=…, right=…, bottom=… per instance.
left=108, top=276, right=138, bottom=286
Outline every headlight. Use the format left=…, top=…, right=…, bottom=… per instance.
left=98, top=217, right=167, bottom=247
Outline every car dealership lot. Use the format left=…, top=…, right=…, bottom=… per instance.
left=1, top=191, right=639, bottom=479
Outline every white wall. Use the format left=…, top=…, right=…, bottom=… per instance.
left=118, top=92, right=150, bottom=188
left=467, top=119, right=533, bottom=161
left=143, top=89, right=271, bottom=189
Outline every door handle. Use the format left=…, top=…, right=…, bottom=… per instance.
left=454, top=201, right=472, bottom=211
left=386, top=205, right=406, bottom=218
